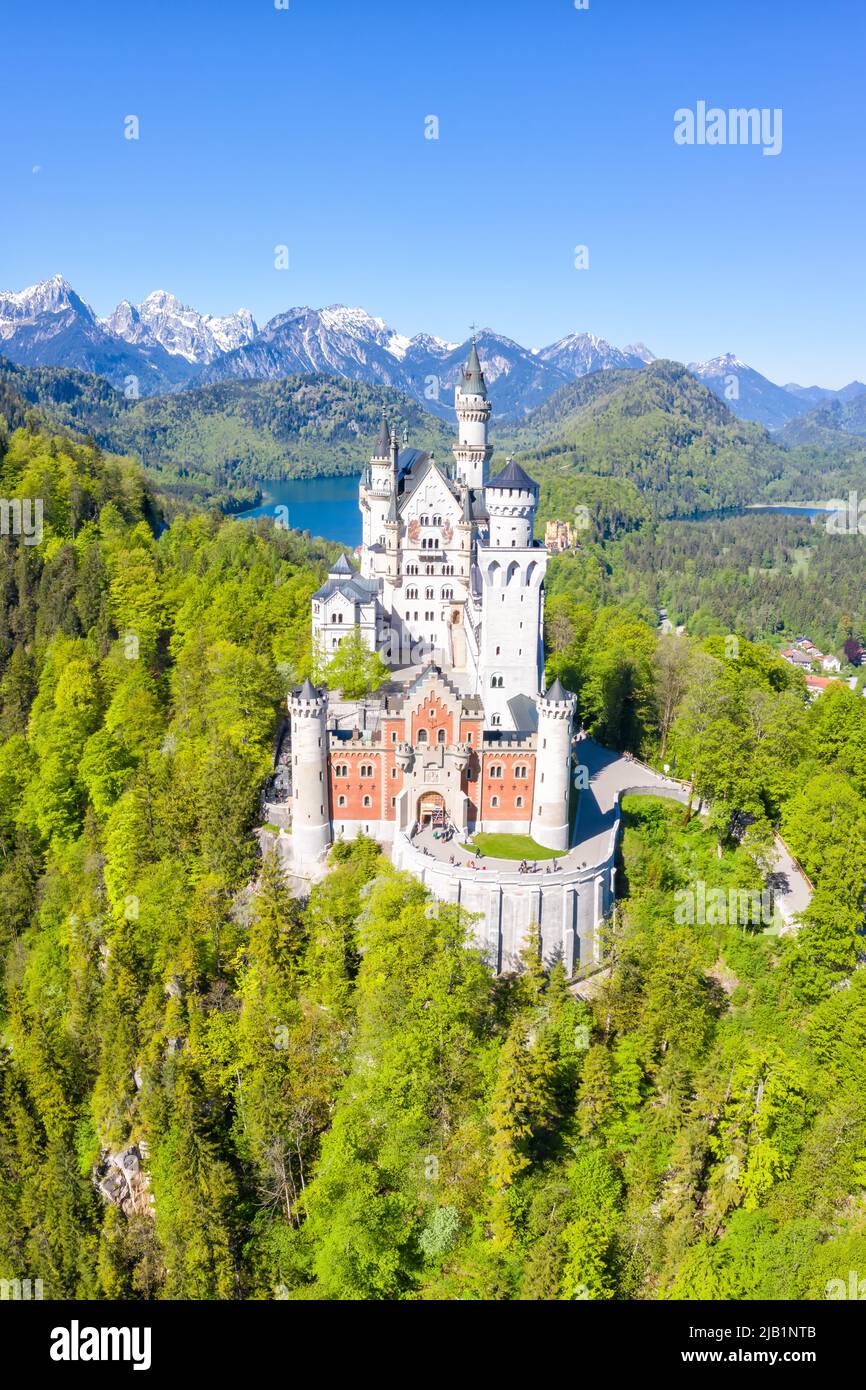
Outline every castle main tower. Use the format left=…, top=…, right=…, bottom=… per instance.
left=288, top=677, right=332, bottom=863
left=531, top=677, right=576, bottom=850
left=453, top=338, right=492, bottom=489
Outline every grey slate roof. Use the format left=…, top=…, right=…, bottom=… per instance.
left=330, top=552, right=354, bottom=575
left=487, top=457, right=538, bottom=491
left=459, top=338, right=487, bottom=399
left=543, top=676, right=571, bottom=701
left=372, top=410, right=390, bottom=459
left=298, top=676, right=320, bottom=700
left=313, top=571, right=379, bottom=603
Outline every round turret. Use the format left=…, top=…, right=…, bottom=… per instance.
left=531, top=677, right=576, bottom=850
left=287, top=678, right=332, bottom=863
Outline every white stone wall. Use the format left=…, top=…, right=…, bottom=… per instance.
left=477, top=546, right=546, bottom=728
left=392, top=827, right=618, bottom=976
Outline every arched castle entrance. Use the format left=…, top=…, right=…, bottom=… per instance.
left=417, top=791, right=446, bottom=826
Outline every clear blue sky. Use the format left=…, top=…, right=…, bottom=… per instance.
left=2, top=0, right=864, bottom=385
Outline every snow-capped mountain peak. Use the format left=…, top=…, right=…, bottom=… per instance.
left=689, top=352, right=749, bottom=374
left=0, top=275, right=96, bottom=337
left=101, top=290, right=257, bottom=363
left=536, top=331, right=654, bottom=376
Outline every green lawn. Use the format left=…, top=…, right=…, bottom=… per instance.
left=461, top=833, right=566, bottom=861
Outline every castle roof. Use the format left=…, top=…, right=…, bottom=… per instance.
left=487, top=457, right=537, bottom=491
left=372, top=409, right=390, bottom=459
left=312, top=569, right=379, bottom=603
left=543, top=676, right=571, bottom=701
left=459, top=337, right=487, bottom=399
left=330, top=552, right=355, bottom=575
left=297, top=676, right=320, bottom=700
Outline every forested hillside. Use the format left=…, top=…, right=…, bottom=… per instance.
left=505, top=361, right=866, bottom=529
left=0, top=357, right=455, bottom=506
left=2, top=405, right=865, bottom=1300
left=546, top=510, right=866, bottom=655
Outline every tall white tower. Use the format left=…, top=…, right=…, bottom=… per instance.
left=531, top=677, right=576, bottom=851
left=453, top=338, right=492, bottom=489
left=288, top=677, right=332, bottom=863
left=477, top=458, right=547, bottom=730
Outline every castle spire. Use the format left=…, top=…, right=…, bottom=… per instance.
left=372, top=407, right=390, bottom=461
left=460, top=336, right=487, bottom=399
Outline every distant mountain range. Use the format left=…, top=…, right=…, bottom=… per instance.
left=1, top=276, right=863, bottom=430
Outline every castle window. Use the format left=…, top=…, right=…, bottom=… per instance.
left=442, top=587, right=452, bottom=600
left=363, top=795, right=372, bottom=808
left=360, top=764, right=374, bottom=778
left=515, top=765, right=527, bottom=779
left=391, top=731, right=398, bottom=743
left=391, top=767, right=398, bottom=778
left=491, top=796, right=499, bottom=808
left=437, top=729, right=446, bottom=744
left=425, top=587, right=434, bottom=599
left=490, top=674, right=504, bottom=689
left=334, top=612, right=343, bottom=622
left=337, top=794, right=347, bottom=807
left=335, top=764, right=348, bottom=777
left=516, top=796, right=524, bottom=808
left=433, top=514, right=442, bottom=525
left=417, top=729, right=428, bottom=744
left=490, top=765, right=502, bottom=779
left=491, top=714, right=501, bottom=727
left=407, top=587, right=418, bottom=599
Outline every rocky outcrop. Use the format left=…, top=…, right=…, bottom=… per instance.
left=93, top=1143, right=154, bottom=1218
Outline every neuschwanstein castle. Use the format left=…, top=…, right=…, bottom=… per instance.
left=286, top=342, right=621, bottom=974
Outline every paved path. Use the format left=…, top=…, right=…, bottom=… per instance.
left=571, top=737, right=692, bottom=860
left=768, top=835, right=813, bottom=929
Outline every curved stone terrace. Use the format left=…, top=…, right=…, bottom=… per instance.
left=402, top=736, right=692, bottom=883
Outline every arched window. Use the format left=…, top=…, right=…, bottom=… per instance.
left=491, top=714, right=501, bottom=727
left=514, top=765, right=527, bottom=779
left=442, top=587, right=452, bottom=600
left=516, top=796, right=524, bottom=809
left=337, top=794, right=347, bottom=807
left=407, top=587, right=418, bottom=599
left=437, top=729, right=446, bottom=744
left=425, top=587, right=434, bottom=599
left=334, top=612, right=343, bottom=623
left=360, top=764, right=374, bottom=778
left=417, top=728, right=428, bottom=744
left=335, top=764, right=348, bottom=778
left=490, top=674, right=504, bottom=689
left=362, top=795, right=372, bottom=808
left=491, top=795, right=499, bottom=808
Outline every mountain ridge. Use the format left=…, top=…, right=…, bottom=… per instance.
left=2, top=275, right=863, bottom=429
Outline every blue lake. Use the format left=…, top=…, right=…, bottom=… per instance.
left=234, top=478, right=832, bottom=550
left=235, top=475, right=362, bottom=547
